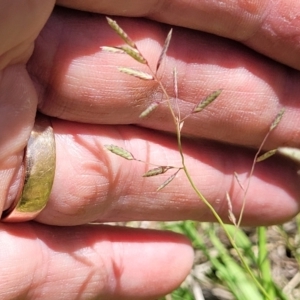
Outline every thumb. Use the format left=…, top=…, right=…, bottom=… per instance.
left=0, top=0, right=55, bottom=69
left=0, top=0, right=55, bottom=211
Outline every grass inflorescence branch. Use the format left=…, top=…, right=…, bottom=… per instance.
left=102, top=17, right=286, bottom=299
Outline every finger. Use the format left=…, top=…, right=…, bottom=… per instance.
left=0, top=0, right=54, bottom=69
left=0, top=0, right=55, bottom=216
left=11, top=120, right=298, bottom=227
left=0, top=222, right=193, bottom=300
left=56, top=0, right=300, bottom=70
left=28, top=10, right=300, bottom=150
left=0, top=65, right=38, bottom=212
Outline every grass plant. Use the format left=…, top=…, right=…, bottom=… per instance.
left=159, top=220, right=300, bottom=300
left=101, top=17, right=297, bottom=299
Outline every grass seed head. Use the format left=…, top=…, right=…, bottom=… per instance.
left=256, top=149, right=277, bottom=162
left=270, top=108, right=285, bottom=131
left=104, top=145, right=135, bottom=160
left=156, top=28, right=173, bottom=72
left=120, top=46, right=148, bottom=64
left=118, top=67, right=154, bottom=80
left=193, top=89, right=222, bottom=113
left=101, top=46, right=125, bottom=54
left=143, top=166, right=174, bottom=177
left=106, top=17, right=136, bottom=48
left=139, top=102, right=160, bottom=118
left=173, top=67, right=178, bottom=99
left=156, top=172, right=178, bottom=191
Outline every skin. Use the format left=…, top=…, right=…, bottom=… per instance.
left=0, top=0, right=300, bottom=299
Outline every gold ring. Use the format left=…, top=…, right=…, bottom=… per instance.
left=1, top=114, right=56, bottom=222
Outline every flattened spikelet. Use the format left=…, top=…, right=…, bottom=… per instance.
left=226, top=192, right=236, bottom=225
left=270, top=108, right=285, bottom=130
left=277, top=147, right=300, bottom=164
left=193, top=89, right=222, bottom=113
left=120, top=46, right=147, bottom=64
left=173, top=67, right=178, bottom=99
left=106, top=17, right=136, bottom=48
left=156, top=172, right=177, bottom=191
left=156, top=28, right=173, bottom=72
left=104, top=145, right=134, bottom=160
left=234, top=172, right=244, bottom=190
left=143, top=166, right=173, bottom=177
left=101, top=46, right=147, bottom=64
left=139, top=102, right=159, bottom=118
left=101, top=46, right=125, bottom=54
left=179, top=120, right=184, bottom=131
left=256, top=149, right=277, bottom=162
left=118, top=67, right=154, bottom=80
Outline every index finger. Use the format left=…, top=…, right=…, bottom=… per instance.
left=28, top=10, right=300, bottom=150
left=56, top=0, right=300, bottom=70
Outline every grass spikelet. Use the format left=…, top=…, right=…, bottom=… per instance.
left=256, top=149, right=277, bottom=162
left=236, top=108, right=285, bottom=229
left=120, top=46, right=147, bottom=64
left=226, top=192, right=237, bottom=226
left=173, top=67, right=178, bottom=99
left=106, top=17, right=136, bottom=48
left=193, top=89, right=222, bottom=113
left=118, top=67, right=154, bottom=80
left=104, top=145, right=134, bottom=160
left=101, top=46, right=125, bottom=54
left=156, top=28, right=173, bottom=72
left=277, top=147, right=300, bottom=164
left=139, top=102, right=159, bottom=118
left=270, top=108, right=285, bottom=131
left=173, top=67, right=181, bottom=119
left=156, top=171, right=178, bottom=191
left=143, top=166, right=174, bottom=177
left=179, top=121, right=184, bottom=131
left=234, top=172, right=245, bottom=191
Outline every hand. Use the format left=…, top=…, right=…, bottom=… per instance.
left=1, top=1, right=300, bottom=299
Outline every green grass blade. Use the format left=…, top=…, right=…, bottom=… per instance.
left=208, top=225, right=263, bottom=300
left=257, top=227, right=282, bottom=300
